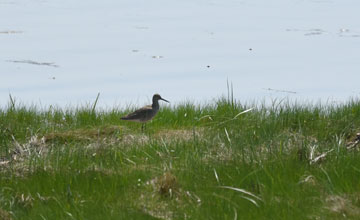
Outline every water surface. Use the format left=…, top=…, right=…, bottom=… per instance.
left=1, top=0, right=359, bottom=108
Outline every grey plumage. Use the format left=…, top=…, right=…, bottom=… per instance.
left=121, top=94, right=169, bottom=129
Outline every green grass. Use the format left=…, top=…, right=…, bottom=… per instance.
left=1, top=97, right=360, bottom=220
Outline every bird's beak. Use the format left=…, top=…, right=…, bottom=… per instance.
left=161, top=98, right=170, bottom=103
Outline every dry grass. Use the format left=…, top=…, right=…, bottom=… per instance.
left=325, top=195, right=360, bottom=218
left=203, top=141, right=235, bottom=163
left=44, top=125, right=124, bottom=143
left=0, top=135, right=48, bottom=175
left=155, top=128, right=203, bottom=143
left=138, top=172, right=179, bottom=220
left=44, top=126, right=204, bottom=146
left=0, top=127, right=207, bottom=177
left=137, top=171, right=200, bottom=220
left=0, top=208, right=12, bottom=220
left=298, top=174, right=317, bottom=186
left=157, top=172, right=178, bottom=197
left=346, top=133, right=360, bottom=150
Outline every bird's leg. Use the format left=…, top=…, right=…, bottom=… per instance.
left=141, top=123, right=145, bottom=132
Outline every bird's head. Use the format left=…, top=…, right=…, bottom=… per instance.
left=153, top=94, right=169, bottom=103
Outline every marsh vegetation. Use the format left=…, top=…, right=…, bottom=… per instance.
left=1, top=96, right=360, bottom=219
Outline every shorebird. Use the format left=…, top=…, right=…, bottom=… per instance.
left=121, top=94, right=169, bottom=131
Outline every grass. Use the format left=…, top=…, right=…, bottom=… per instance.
left=1, top=96, right=360, bottom=220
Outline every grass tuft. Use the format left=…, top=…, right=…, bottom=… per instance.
left=1, top=96, right=360, bottom=219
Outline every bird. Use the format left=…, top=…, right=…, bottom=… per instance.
left=121, top=94, right=169, bottom=131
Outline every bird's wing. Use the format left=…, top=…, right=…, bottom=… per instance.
left=121, top=105, right=153, bottom=121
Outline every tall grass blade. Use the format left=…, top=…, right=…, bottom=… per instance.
left=310, top=149, right=334, bottom=165
left=218, top=108, right=253, bottom=126
left=92, top=92, right=100, bottom=113
left=227, top=78, right=230, bottom=104
left=233, top=108, right=253, bottom=119
left=214, top=168, right=220, bottom=184
left=9, top=93, right=15, bottom=110
left=219, top=186, right=262, bottom=202
left=233, top=207, right=238, bottom=220
left=224, top=128, right=231, bottom=144
left=239, top=195, right=260, bottom=207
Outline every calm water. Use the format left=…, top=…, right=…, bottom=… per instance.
left=1, top=0, right=359, bottom=108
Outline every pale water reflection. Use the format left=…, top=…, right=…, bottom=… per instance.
left=0, top=0, right=359, bottom=108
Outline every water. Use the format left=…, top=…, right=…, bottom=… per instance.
left=1, top=0, right=359, bottom=108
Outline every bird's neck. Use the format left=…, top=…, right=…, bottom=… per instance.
left=152, top=100, right=159, bottom=110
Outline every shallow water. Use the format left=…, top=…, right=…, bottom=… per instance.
left=1, top=0, right=359, bottom=108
